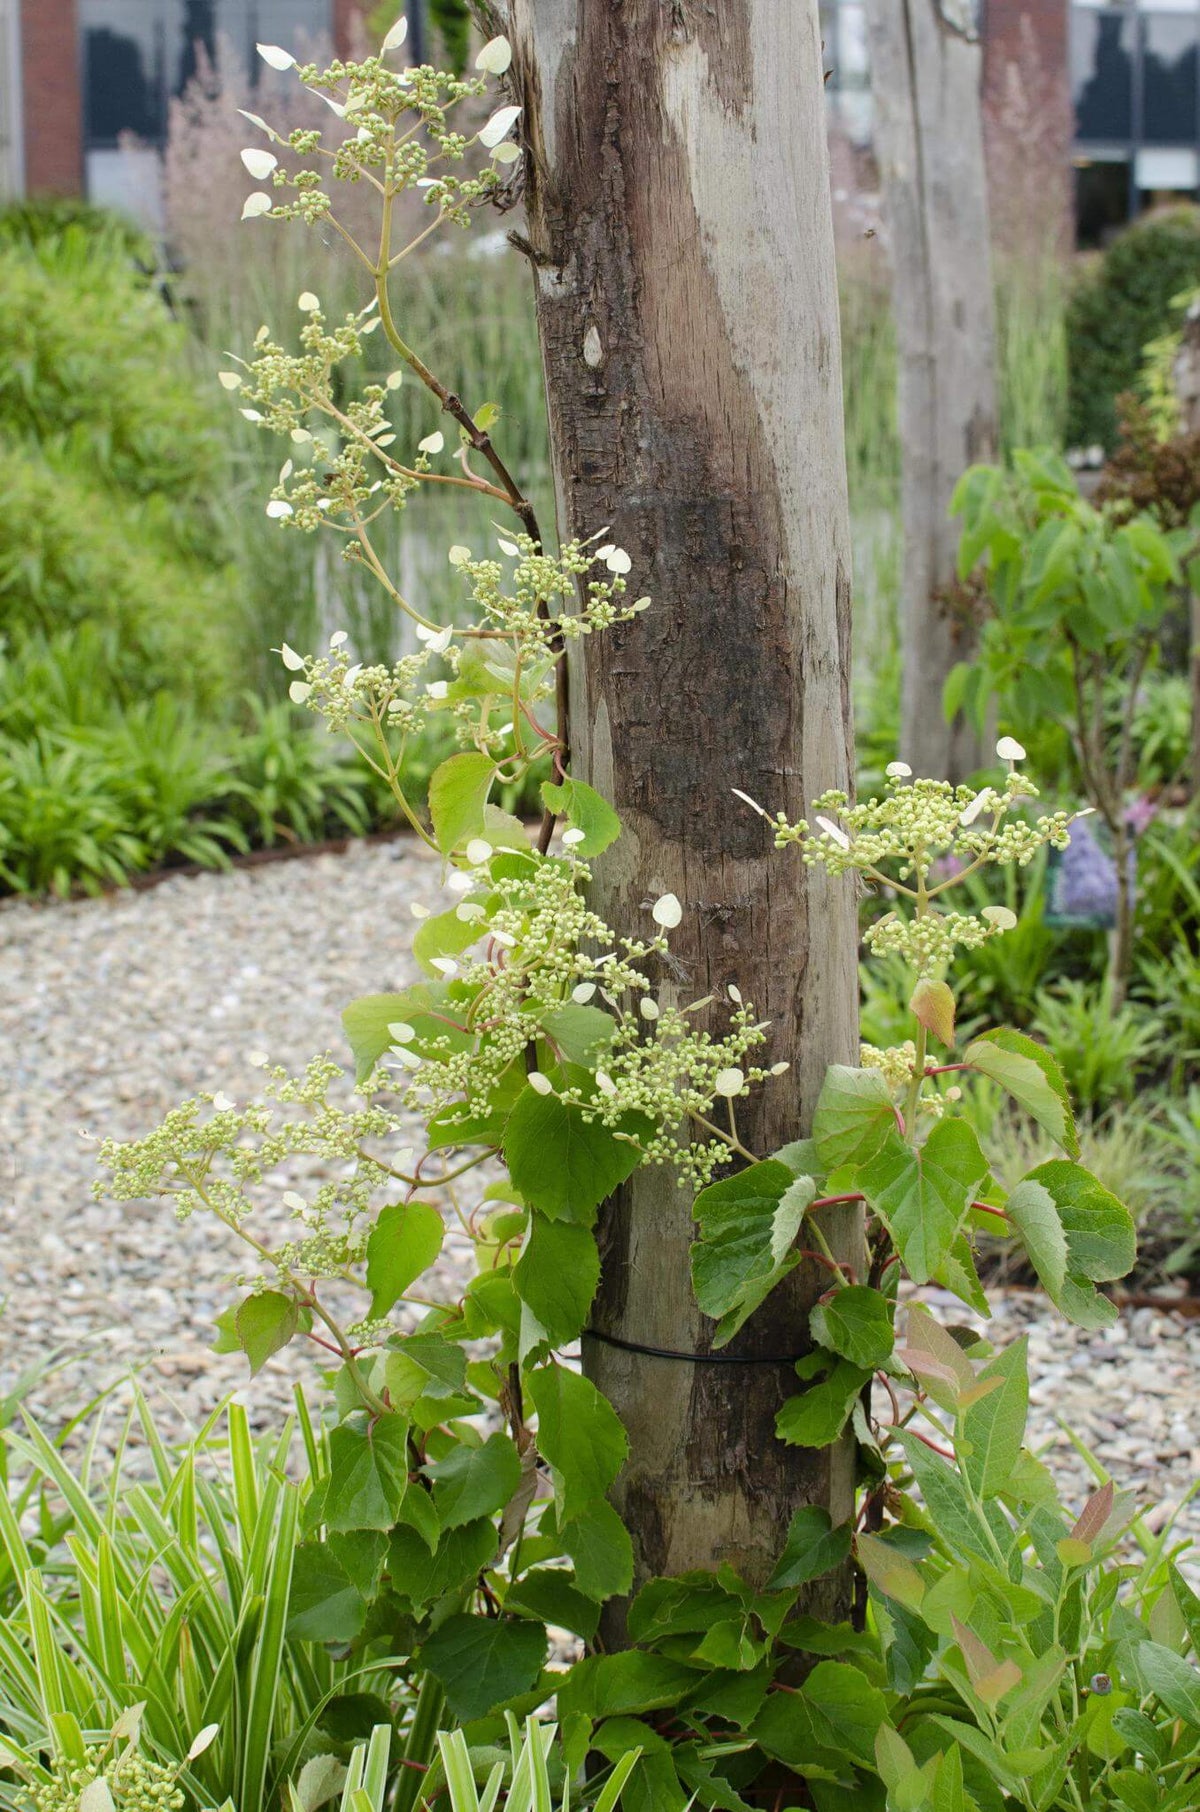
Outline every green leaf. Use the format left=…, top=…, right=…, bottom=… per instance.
left=426, top=1432, right=522, bottom=1529
left=628, top=1574, right=745, bottom=1642
left=288, top=1532, right=385, bottom=1641
left=1135, top=1640, right=1200, bottom=1727
left=810, top=1286, right=894, bottom=1369
left=527, top=1364, right=627, bottom=1523
left=1005, top=1179, right=1068, bottom=1298
left=540, top=1002, right=616, bottom=1067
left=388, top=1518, right=496, bottom=1608
left=234, top=1291, right=299, bottom=1376
left=557, top=1498, right=634, bottom=1600
left=854, top=1531, right=926, bottom=1611
left=342, top=987, right=472, bottom=1085
left=911, top=978, right=956, bottom=1048
left=812, top=1065, right=897, bottom=1169
left=772, top=1174, right=817, bottom=1265
left=513, top=1216, right=600, bottom=1347
left=505, top=1567, right=601, bottom=1641
left=959, top=1338, right=1029, bottom=1499
left=541, top=777, right=622, bottom=856
left=775, top=1359, right=870, bottom=1448
left=894, top=1431, right=995, bottom=1564
left=858, top=1119, right=990, bottom=1284
left=691, top=1158, right=800, bottom=1343
left=324, top=1414, right=410, bottom=1533
left=428, top=751, right=495, bottom=854
left=1027, top=1159, right=1135, bottom=1281
left=505, top=1088, right=647, bottom=1223
left=419, top=1613, right=547, bottom=1720
left=413, top=906, right=487, bottom=975
left=365, top=1200, right=444, bottom=1318
left=802, top=1660, right=891, bottom=1768
left=963, top=1029, right=1078, bottom=1158
left=560, top=1653, right=703, bottom=1721
left=766, top=1506, right=852, bottom=1590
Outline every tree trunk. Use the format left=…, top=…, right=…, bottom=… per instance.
left=509, top=0, right=862, bottom=1637
left=866, top=0, right=998, bottom=781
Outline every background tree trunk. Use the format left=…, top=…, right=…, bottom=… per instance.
left=509, top=0, right=862, bottom=1641
left=866, top=0, right=998, bottom=781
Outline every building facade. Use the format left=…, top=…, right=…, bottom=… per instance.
left=1, top=1, right=1197, bottom=243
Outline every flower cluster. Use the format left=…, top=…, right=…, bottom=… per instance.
left=96, top=1055, right=402, bottom=1284
left=770, top=746, right=1082, bottom=975
left=238, top=41, right=515, bottom=235
left=33, top=1752, right=184, bottom=1812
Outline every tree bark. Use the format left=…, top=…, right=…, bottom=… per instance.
left=509, top=0, right=862, bottom=1636
left=866, top=0, right=998, bottom=781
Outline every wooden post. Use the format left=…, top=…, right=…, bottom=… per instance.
left=509, top=0, right=862, bottom=1637
left=866, top=0, right=998, bottom=780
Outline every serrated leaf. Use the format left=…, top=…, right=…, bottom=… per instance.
left=412, top=906, right=487, bottom=975
left=540, top=777, right=621, bottom=856
left=911, top=978, right=956, bottom=1048
left=964, top=1028, right=1078, bottom=1157
left=324, top=1414, right=410, bottom=1532
left=859, top=1119, right=990, bottom=1284
left=691, top=1158, right=800, bottom=1344
left=556, top=1497, right=633, bottom=1600
left=342, top=987, right=472, bottom=1085
left=959, top=1336, right=1029, bottom=1499
left=810, top=1285, right=894, bottom=1369
left=388, top=1518, right=496, bottom=1608
left=366, top=1200, right=444, bottom=1317
left=771, top=1174, right=816, bottom=1264
left=505, top=1088, right=647, bottom=1223
left=775, top=1359, right=870, bottom=1448
left=235, top=1291, right=299, bottom=1375
left=288, top=1532, right=385, bottom=1641
left=419, top=1613, right=547, bottom=1720
left=539, top=1002, right=616, bottom=1067
left=505, top=1567, right=601, bottom=1641
left=426, top=1432, right=521, bottom=1529
left=855, top=1531, right=926, bottom=1610
left=428, top=751, right=496, bottom=854
left=801, top=1659, right=891, bottom=1767
left=560, top=1652, right=703, bottom=1721
left=766, top=1506, right=852, bottom=1589
left=1005, top=1178, right=1068, bottom=1297
left=527, top=1364, right=627, bottom=1522
left=812, top=1065, right=897, bottom=1169
left=513, top=1215, right=599, bottom=1346
left=1027, top=1159, right=1134, bottom=1281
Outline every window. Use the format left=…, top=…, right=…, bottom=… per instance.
left=1071, top=1, right=1200, bottom=238
left=80, top=0, right=334, bottom=152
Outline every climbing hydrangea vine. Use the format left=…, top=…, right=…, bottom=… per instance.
left=92, top=24, right=1175, bottom=1812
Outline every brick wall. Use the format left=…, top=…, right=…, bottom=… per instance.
left=20, top=0, right=82, bottom=194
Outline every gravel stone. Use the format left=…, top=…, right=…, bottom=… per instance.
left=3, top=841, right=1198, bottom=1560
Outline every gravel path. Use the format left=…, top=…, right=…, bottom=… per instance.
left=2, top=840, right=1199, bottom=1557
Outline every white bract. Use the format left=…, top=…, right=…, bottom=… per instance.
left=996, top=736, right=1026, bottom=762
left=381, top=14, right=408, bottom=51
left=419, top=430, right=445, bottom=455
left=279, top=643, right=305, bottom=671
left=218, top=370, right=241, bottom=390
left=714, top=1068, right=745, bottom=1098
left=652, top=892, right=682, bottom=929
left=241, top=193, right=273, bottom=220
left=241, top=147, right=278, bottom=180
left=476, top=35, right=513, bottom=75
left=256, top=43, right=295, bottom=70
left=479, top=104, right=522, bottom=149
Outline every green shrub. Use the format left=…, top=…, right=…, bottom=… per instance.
left=1033, top=977, right=1157, bottom=1112
left=1067, top=205, right=1200, bottom=449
